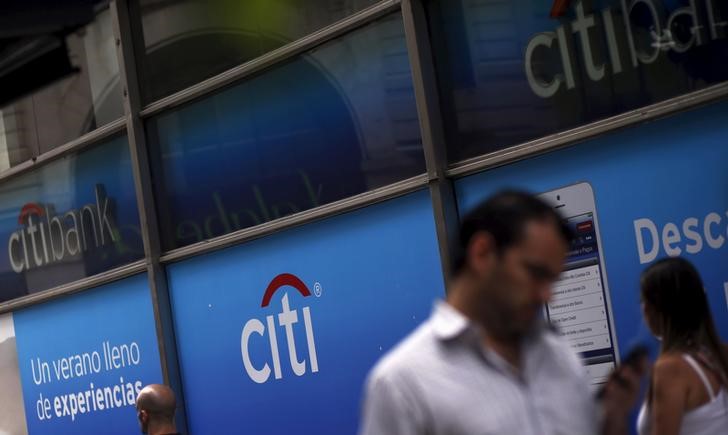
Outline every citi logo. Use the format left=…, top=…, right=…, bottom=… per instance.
left=240, top=273, right=319, bottom=384
left=7, top=185, right=117, bottom=273
left=525, top=0, right=727, bottom=98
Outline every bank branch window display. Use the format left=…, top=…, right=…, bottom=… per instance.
left=0, top=0, right=727, bottom=434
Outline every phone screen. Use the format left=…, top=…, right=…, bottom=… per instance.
left=546, top=212, right=617, bottom=385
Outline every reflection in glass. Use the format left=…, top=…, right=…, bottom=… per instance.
left=0, top=136, right=143, bottom=303
left=0, top=8, right=123, bottom=173
left=136, top=0, right=381, bottom=101
left=427, top=0, right=728, bottom=163
left=147, top=14, right=425, bottom=250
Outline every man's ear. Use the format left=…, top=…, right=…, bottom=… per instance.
left=466, top=231, right=497, bottom=275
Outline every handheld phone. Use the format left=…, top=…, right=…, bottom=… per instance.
left=595, top=344, right=649, bottom=399
left=539, top=182, right=620, bottom=386
left=622, top=345, right=649, bottom=367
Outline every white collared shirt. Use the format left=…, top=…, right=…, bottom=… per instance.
left=359, top=301, right=598, bottom=435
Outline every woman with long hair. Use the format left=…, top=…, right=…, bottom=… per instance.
left=637, top=257, right=728, bottom=435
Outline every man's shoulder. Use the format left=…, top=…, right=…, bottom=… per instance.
left=367, top=320, right=438, bottom=386
left=360, top=321, right=440, bottom=435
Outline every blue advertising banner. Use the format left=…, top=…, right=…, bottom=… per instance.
left=12, top=274, right=163, bottom=435
left=168, top=190, right=445, bottom=434
left=455, top=100, right=728, bottom=364
left=0, top=135, right=144, bottom=302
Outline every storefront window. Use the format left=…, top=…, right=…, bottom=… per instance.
left=427, top=0, right=728, bottom=163
left=135, top=0, right=381, bottom=102
left=146, top=13, right=425, bottom=250
left=0, top=136, right=143, bottom=302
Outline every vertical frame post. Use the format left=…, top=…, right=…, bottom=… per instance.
left=402, top=0, right=460, bottom=285
left=109, top=1, right=188, bottom=432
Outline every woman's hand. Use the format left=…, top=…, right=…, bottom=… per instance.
left=600, top=353, right=649, bottom=435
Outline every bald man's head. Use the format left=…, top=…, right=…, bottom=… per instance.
left=135, top=384, right=177, bottom=434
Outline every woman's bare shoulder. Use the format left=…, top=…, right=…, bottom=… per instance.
left=653, top=352, right=692, bottom=382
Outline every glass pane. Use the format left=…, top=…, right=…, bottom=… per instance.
left=147, top=13, right=425, bottom=251
left=0, top=136, right=144, bottom=303
left=427, top=0, right=728, bottom=163
left=136, top=0, right=381, bottom=102
left=0, top=8, right=124, bottom=172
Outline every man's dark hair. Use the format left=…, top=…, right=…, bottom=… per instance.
left=452, top=190, right=572, bottom=274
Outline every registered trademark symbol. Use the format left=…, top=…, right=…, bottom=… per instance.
left=313, top=282, right=322, bottom=297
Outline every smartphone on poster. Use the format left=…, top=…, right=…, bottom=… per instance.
left=538, top=182, right=619, bottom=386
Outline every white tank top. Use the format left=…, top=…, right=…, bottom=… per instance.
left=637, top=354, right=728, bottom=435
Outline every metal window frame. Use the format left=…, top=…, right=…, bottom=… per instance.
left=111, top=1, right=188, bottom=433
left=401, top=0, right=460, bottom=285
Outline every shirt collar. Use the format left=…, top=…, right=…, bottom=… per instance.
left=430, top=300, right=472, bottom=341
left=430, top=300, right=550, bottom=364
left=430, top=301, right=522, bottom=378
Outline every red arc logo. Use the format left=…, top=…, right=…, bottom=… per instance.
left=550, top=0, right=572, bottom=18
left=18, top=203, right=43, bottom=225
left=260, top=273, right=311, bottom=307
